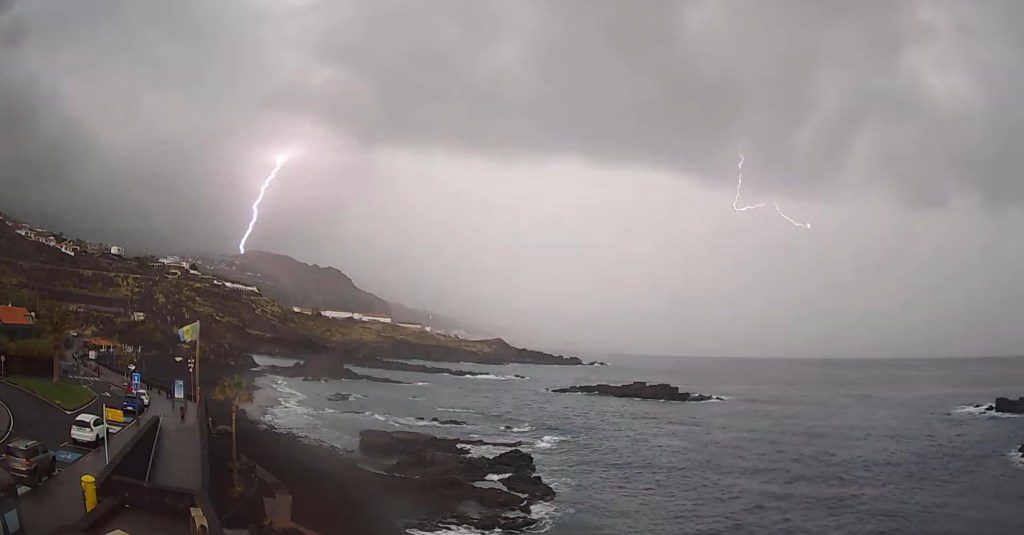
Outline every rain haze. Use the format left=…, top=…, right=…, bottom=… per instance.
left=2, top=0, right=1023, bottom=358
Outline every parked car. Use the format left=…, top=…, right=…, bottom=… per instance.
left=2, top=439, right=56, bottom=483
left=137, top=389, right=150, bottom=407
left=122, top=393, right=145, bottom=413
left=70, top=414, right=107, bottom=444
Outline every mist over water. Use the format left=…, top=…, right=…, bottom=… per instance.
left=250, top=355, right=1024, bottom=534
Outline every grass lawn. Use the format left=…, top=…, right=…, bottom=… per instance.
left=6, top=376, right=95, bottom=411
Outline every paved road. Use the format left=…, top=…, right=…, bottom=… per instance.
left=18, top=404, right=151, bottom=533
left=0, top=374, right=122, bottom=452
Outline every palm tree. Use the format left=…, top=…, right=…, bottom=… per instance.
left=213, top=374, right=253, bottom=488
left=42, top=305, right=68, bottom=383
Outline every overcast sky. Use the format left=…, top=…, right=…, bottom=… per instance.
left=2, top=0, right=1023, bottom=357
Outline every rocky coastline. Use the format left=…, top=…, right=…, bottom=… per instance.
left=553, top=381, right=723, bottom=402
left=360, top=430, right=555, bottom=531
left=994, top=397, right=1024, bottom=414
left=969, top=396, right=1024, bottom=414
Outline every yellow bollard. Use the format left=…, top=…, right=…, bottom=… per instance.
left=81, top=474, right=97, bottom=513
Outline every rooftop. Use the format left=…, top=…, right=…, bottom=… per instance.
left=0, top=305, right=34, bottom=326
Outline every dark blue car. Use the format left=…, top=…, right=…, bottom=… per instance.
left=122, top=393, right=144, bottom=413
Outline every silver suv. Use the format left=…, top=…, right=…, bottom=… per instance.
left=2, top=439, right=56, bottom=484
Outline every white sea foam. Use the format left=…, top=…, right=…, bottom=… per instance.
left=251, top=354, right=305, bottom=368
left=951, top=404, right=1024, bottom=418
left=505, top=425, right=534, bottom=433
left=485, top=473, right=512, bottom=481
left=458, top=443, right=517, bottom=458
left=533, top=435, right=568, bottom=449
left=1008, top=447, right=1024, bottom=470
left=526, top=501, right=561, bottom=532
left=437, top=407, right=476, bottom=413
left=454, top=374, right=522, bottom=380
left=404, top=503, right=558, bottom=534
left=403, top=522, right=499, bottom=528
left=346, top=411, right=468, bottom=428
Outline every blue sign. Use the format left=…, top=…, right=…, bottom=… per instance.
left=55, top=450, right=83, bottom=464
left=174, top=379, right=185, bottom=399
left=131, top=372, right=141, bottom=385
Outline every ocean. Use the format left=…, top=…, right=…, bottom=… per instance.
left=248, top=355, right=1024, bottom=534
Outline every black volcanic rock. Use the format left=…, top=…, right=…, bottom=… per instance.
left=327, top=392, right=354, bottom=401
left=414, top=417, right=467, bottom=426
left=553, top=381, right=722, bottom=402
left=994, top=397, right=1024, bottom=414
left=358, top=430, right=553, bottom=530
left=503, top=473, right=556, bottom=501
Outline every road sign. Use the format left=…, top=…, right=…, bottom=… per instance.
left=104, top=406, right=124, bottom=423
left=131, top=372, right=141, bottom=385
left=174, top=379, right=185, bottom=399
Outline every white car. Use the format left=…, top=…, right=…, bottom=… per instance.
left=137, top=390, right=150, bottom=407
left=70, top=414, right=107, bottom=444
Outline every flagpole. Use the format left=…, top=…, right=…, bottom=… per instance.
left=102, top=404, right=109, bottom=465
left=195, top=321, right=201, bottom=411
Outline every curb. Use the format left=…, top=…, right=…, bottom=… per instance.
left=1, top=379, right=99, bottom=415
left=0, top=399, right=12, bottom=444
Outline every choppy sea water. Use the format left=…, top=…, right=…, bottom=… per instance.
left=248, top=355, right=1024, bottom=534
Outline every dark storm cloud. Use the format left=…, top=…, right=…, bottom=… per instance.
left=3, top=0, right=1023, bottom=228
left=282, top=0, right=1024, bottom=204
left=2, top=1, right=1024, bottom=357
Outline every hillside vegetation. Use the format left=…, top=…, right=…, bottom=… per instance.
left=0, top=218, right=579, bottom=374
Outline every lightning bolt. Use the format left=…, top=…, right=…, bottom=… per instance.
left=731, top=153, right=810, bottom=230
left=732, top=154, right=766, bottom=212
left=238, top=153, right=289, bottom=255
left=772, top=201, right=811, bottom=230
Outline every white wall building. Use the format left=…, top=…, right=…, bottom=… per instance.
left=110, top=245, right=125, bottom=256
left=360, top=313, right=392, bottom=324
left=322, top=310, right=356, bottom=320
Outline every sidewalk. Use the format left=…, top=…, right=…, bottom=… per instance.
left=147, top=392, right=202, bottom=490
left=84, top=359, right=203, bottom=490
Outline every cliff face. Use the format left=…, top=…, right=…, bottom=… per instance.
left=215, top=251, right=390, bottom=315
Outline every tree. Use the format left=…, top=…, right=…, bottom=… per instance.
left=41, top=305, right=68, bottom=382
left=213, top=374, right=253, bottom=489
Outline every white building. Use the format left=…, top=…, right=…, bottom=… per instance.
left=110, top=245, right=125, bottom=256
left=397, top=322, right=425, bottom=331
left=360, top=313, right=392, bottom=324
left=222, top=281, right=259, bottom=293
left=322, top=310, right=356, bottom=320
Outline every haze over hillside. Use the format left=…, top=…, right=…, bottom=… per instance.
left=206, top=250, right=490, bottom=336
left=214, top=250, right=390, bottom=315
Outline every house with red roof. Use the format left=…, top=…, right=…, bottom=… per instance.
left=0, top=305, right=37, bottom=341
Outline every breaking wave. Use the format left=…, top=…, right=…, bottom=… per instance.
left=1008, top=447, right=1024, bottom=470
left=951, top=404, right=1024, bottom=418
left=533, top=435, right=569, bottom=449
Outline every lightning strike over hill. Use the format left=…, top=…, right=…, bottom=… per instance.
left=238, top=153, right=289, bottom=255
left=731, top=153, right=811, bottom=230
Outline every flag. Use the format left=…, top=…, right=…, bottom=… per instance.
left=177, top=320, right=200, bottom=342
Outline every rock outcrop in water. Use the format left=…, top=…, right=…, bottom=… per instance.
left=994, top=397, right=1024, bottom=414
left=552, top=381, right=722, bottom=402
left=359, top=430, right=553, bottom=531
